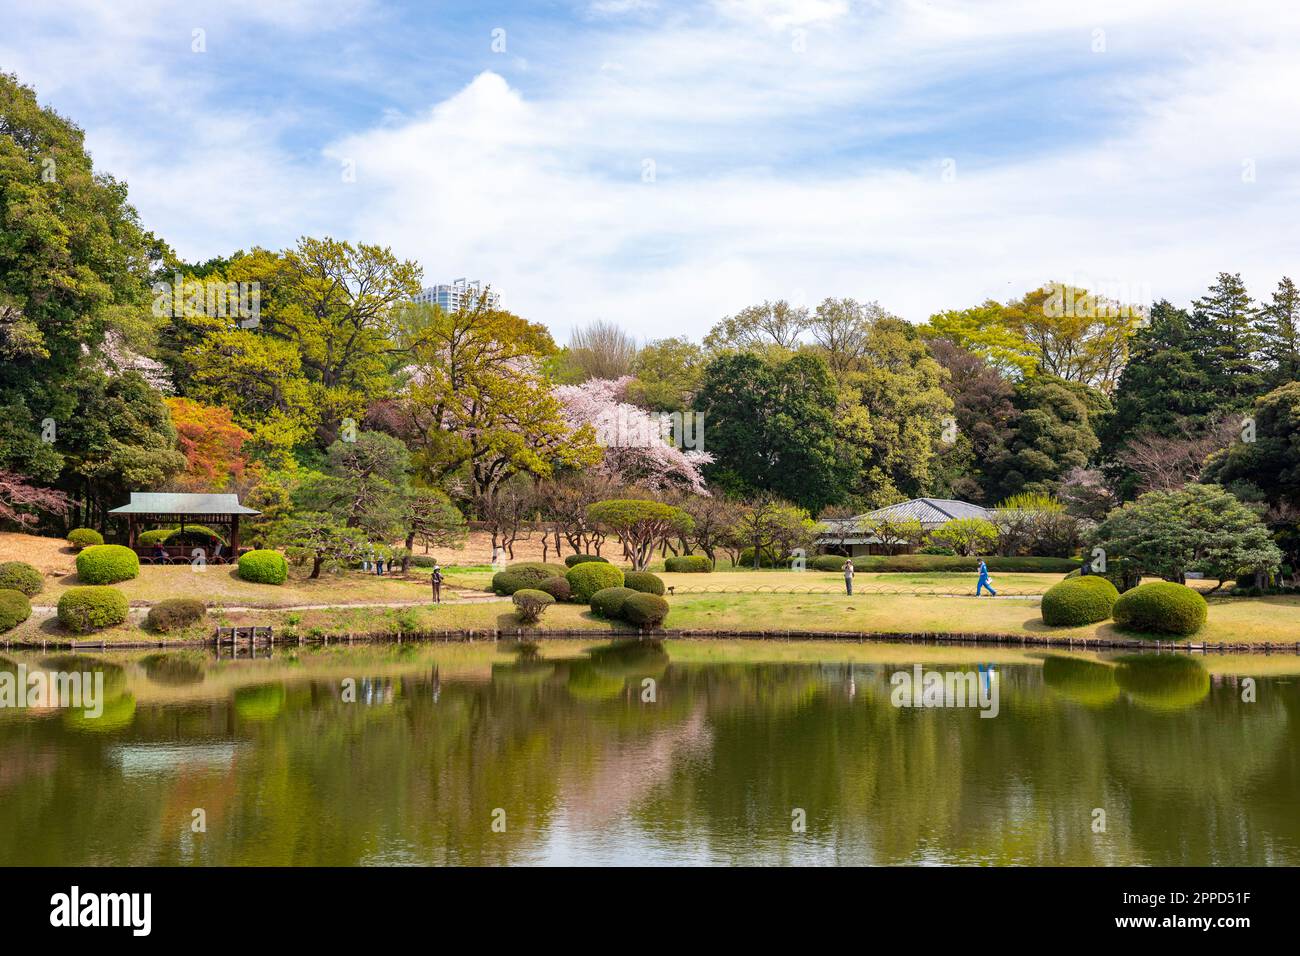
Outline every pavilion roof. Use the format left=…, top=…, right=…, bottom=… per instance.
left=108, top=493, right=260, bottom=516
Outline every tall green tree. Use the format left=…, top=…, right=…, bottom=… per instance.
left=985, top=375, right=1109, bottom=500
left=1192, top=272, right=1265, bottom=404
left=1257, top=276, right=1300, bottom=385
left=696, top=351, right=858, bottom=513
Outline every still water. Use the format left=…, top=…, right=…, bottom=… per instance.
left=0, top=640, right=1296, bottom=866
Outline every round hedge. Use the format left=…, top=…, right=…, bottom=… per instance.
left=512, top=588, right=555, bottom=623
left=57, top=586, right=129, bottom=633
left=590, top=586, right=637, bottom=619
left=622, top=593, right=670, bottom=629
left=67, top=528, right=104, bottom=549
left=0, top=561, right=43, bottom=596
left=0, top=589, right=32, bottom=632
left=237, top=549, right=288, bottom=585
left=1112, top=582, right=1208, bottom=637
left=146, top=598, right=206, bottom=633
left=567, top=562, right=625, bottom=603
left=492, top=564, right=563, bottom=595
left=664, top=555, right=712, bottom=573
left=75, top=544, right=140, bottom=585
left=1040, top=576, right=1120, bottom=627
left=623, top=571, right=665, bottom=595
left=535, top=576, right=573, bottom=602
left=565, top=553, right=609, bottom=568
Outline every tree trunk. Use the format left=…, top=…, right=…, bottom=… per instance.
left=311, top=556, right=323, bottom=579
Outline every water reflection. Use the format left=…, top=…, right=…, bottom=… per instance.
left=0, top=642, right=1295, bottom=866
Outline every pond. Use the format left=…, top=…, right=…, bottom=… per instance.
left=0, top=640, right=1296, bottom=865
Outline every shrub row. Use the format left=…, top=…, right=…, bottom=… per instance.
left=814, top=554, right=1080, bottom=573
left=0, top=561, right=43, bottom=596
left=664, top=555, right=713, bottom=573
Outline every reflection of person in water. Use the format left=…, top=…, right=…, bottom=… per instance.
left=976, top=559, right=996, bottom=596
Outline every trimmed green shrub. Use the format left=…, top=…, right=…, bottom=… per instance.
left=1041, top=576, right=1119, bottom=627
left=66, top=528, right=103, bottom=550
left=565, top=553, right=609, bottom=567
left=811, top=554, right=1079, bottom=574
left=622, top=593, right=670, bottom=628
left=812, top=554, right=853, bottom=572
left=918, top=544, right=957, bottom=556
left=590, top=586, right=637, bottom=619
left=567, top=562, right=625, bottom=603
left=737, top=546, right=780, bottom=568
left=57, top=586, right=129, bottom=633
left=1112, top=582, right=1208, bottom=637
left=536, top=576, right=573, bottom=602
left=237, top=549, right=288, bottom=585
left=140, top=526, right=224, bottom=548
left=512, top=588, right=555, bottom=624
left=492, top=564, right=563, bottom=595
left=136, top=529, right=171, bottom=546
left=145, top=598, right=206, bottom=633
left=664, top=555, right=713, bottom=573
left=623, top=571, right=665, bottom=595
left=0, top=589, right=32, bottom=632
left=0, top=561, right=43, bottom=596
left=75, top=544, right=140, bottom=584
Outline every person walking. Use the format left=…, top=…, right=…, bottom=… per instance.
left=431, top=562, right=443, bottom=604
left=976, top=558, right=996, bottom=596
left=843, top=558, right=855, bottom=595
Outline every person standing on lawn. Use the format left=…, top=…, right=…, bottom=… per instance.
left=843, top=558, right=855, bottom=595
left=976, top=558, right=996, bottom=596
left=431, top=562, right=443, bottom=603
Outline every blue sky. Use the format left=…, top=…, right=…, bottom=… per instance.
left=4, top=0, right=1300, bottom=340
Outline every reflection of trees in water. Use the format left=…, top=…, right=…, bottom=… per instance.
left=139, top=653, right=206, bottom=687
left=0, top=647, right=1295, bottom=865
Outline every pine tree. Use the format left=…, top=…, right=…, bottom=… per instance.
left=1256, top=276, right=1300, bottom=385
left=1192, top=272, right=1266, bottom=403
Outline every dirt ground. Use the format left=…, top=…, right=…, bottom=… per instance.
left=0, top=532, right=78, bottom=579
left=430, top=529, right=562, bottom=565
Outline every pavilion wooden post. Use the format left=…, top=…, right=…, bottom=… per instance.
left=230, top=515, right=241, bottom=555
left=127, top=515, right=137, bottom=548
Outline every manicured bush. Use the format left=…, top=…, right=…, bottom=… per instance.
left=0, top=589, right=32, bottom=632
left=75, top=544, right=140, bottom=584
left=0, top=561, right=43, bottom=596
left=1040, top=575, right=1119, bottom=627
left=492, top=564, right=562, bottom=595
left=737, top=547, right=780, bottom=568
left=57, top=586, right=129, bottom=633
left=811, top=554, right=1079, bottom=574
left=623, top=571, right=665, bottom=595
left=237, top=549, right=288, bottom=585
left=535, top=576, right=573, bottom=602
left=66, top=528, right=103, bottom=550
left=567, top=562, right=625, bottom=603
left=1112, top=582, right=1208, bottom=637
left=145, top=598, right=206, bottom=633
left=590, top=586, right=638, bottom=619
left=812, top=554, right=853, bottom=572
left=664, top=555, right=713, bottom=573
left=136, top=528, right=171, bottom=546
left=621, top=593, right=670, bottom=629
left=512, top=588, right=555, bottom=624
left=565, top=553, right=609, bottom=567
left=918, top=544, right=957, bottom=556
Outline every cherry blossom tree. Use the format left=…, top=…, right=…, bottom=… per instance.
left=555, top=376, right=712, bottom=493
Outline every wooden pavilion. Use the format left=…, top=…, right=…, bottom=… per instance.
left=109, top=492, right=260, bottom=564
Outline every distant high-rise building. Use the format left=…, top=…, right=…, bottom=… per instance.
left=413, top=278, right=501, bottom=312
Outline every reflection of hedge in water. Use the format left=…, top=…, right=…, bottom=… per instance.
left=39, top=655, right=127, bottom=698
left=139, top=653, right=206, bottom=686
left=490, top=660, right=556, bottom=686
left=1041, top=656, right=1119, bottom=707
left=1114, top=655, right=1210, bottom=712
left=233, top=683, right=287, bottom=721
left=63, top=693, right=136, bottom=733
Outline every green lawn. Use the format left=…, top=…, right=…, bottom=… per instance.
left=12, top=588, right=1298, bottom=647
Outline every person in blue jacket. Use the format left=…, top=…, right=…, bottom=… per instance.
left=976, top=559, right=996, bottom=596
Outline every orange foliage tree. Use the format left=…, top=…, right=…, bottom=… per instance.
left=165, top=397, right=254, bottom=491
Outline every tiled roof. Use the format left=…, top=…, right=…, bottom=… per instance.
left=817, top=498, right=991, bottom=542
